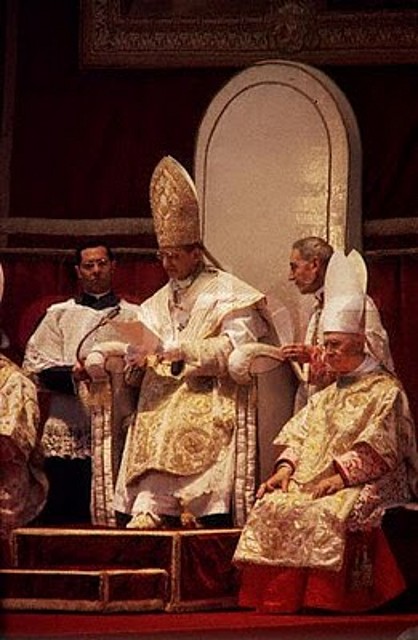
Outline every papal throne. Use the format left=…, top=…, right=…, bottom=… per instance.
left=194, top=58, right=362, bottom=505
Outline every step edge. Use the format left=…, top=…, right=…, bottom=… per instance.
left=0, top=597, right=166, bottom=612
left=0, top=568, right=168, bottom=576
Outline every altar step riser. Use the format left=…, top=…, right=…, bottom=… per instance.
left=4, top=515, right=418, bottom=615
left=0, top=528, right=241, bottom=613
left=11, top=529, right=174, bottom=571
left=0, top=568, right=168, bottom=612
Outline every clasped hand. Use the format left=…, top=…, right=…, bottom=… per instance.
left=124, top=340, right=183, bottom=368
left=311, top=473, right=345, bottom=498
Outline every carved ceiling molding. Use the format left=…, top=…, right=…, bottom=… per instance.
left=80, top=0, right=418, bottom=68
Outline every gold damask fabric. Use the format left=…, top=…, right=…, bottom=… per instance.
left=234, top=370, right=418, bottom=571
left=0, top=356, right=39, bottom=453
left=0, top=355, right=48, bottom=531
left=125, top=366, right=235, bottom=480
left=123, top=269, right=266, bottom=491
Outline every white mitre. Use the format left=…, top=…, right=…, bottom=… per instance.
left=322, top=249, right=367, bottom=334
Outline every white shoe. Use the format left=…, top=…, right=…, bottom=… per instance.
left=180, top=510, right=202, bottom=529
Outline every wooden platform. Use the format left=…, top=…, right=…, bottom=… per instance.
left=0, top=527, right=241, bottom=613
left=1, top=507, right=418, bottom=617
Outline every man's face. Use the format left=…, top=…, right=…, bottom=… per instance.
left=323, top=332, right=364, bottom=374
left=75, top=246, right=115, bottom=295
left=157, top=246, right=201, bottom=280
left=288, top=249, right=322, bottom=295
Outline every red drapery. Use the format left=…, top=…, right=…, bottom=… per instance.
left=367, top=255, right=418, bottom=425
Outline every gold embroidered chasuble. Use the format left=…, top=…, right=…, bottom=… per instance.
left=123, top=269, right=266, bottom=497
left=0, top=355, right=48, bottom=530
left=234, top=369, right=418, bottom=571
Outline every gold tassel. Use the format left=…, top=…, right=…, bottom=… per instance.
left=348, top=534, right=374, bottom=591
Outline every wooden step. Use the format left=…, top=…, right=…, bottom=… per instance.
left=0, top=567, right=168, bottom=612
left=4, top=527, right=241, bottom=613
left=11, top=527, right=174, bottom=570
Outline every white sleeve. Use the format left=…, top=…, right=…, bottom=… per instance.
left=221, top=306, right=269, bottom=348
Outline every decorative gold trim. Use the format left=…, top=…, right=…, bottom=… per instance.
left=167, top=532, right=181, bottom=610
left=6, top=528, right=242, bottom=613
left=80, top=0, right=418, bottom=69
left=166, top=595, right=239, bottom=613
left=164, top=530, right=240, bottom=613
left=0, top=598, right=105, bottom=612
left=12, top=526, right=177, bottom=536
left=0, top=568, right=168, bottom=612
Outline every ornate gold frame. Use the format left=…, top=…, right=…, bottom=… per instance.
left=80, top=0, right=418, bottom=69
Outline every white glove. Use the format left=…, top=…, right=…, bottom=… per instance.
left=84, top=351, right=107, bottom=381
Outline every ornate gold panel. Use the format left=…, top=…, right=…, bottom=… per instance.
left=80, top=0, right=418, bottom=69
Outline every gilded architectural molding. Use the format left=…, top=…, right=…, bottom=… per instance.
left=80, top=0, right=418, bottom=68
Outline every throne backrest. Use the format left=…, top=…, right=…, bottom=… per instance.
left=195, top=59, right=362, bottom=342
left=195, top=59, right=362, bottom=479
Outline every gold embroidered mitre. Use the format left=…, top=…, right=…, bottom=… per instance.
left=150, top=155, right=200, bottom=248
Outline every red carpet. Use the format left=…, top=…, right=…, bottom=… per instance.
left=1, top=610, right=418, bottom=640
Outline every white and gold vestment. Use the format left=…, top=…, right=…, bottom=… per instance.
left=0, top=355, right=47, bottom=530
left=114, top=267, right=270, bottom=525
left=234, top=359, right=418, bottom=571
